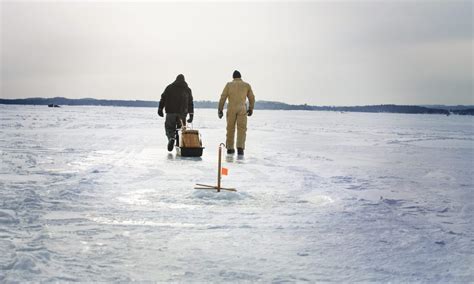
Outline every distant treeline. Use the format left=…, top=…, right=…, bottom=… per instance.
left=0, top=97, right=158, bottom=108
left=1, top=97, right=473, bottom=115
left=451, top=109, right=474, bottom=116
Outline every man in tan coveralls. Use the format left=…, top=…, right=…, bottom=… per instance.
left=218, top=70, right=255, bottom=155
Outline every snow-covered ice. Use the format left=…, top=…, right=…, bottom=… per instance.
left=0, top=105, right=473, bottom=282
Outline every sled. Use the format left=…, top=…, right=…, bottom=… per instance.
left=176, top=123, right=204, bottom=157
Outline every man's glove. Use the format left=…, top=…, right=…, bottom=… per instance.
left=218, top=110, right=224, bottom=119
left=158, top=109, right=164, bottom=117
left=247, top=109, right=253, bottom=117
left=187, top=113, right=194, bottom=123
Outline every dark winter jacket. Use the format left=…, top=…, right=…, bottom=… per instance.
left=158, top=77, right=194, bottom=114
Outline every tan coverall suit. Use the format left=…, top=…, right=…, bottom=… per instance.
left=218, top=78, right=255, bottom=150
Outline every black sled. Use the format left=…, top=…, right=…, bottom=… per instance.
left=175, top=125, right=204, bottom=157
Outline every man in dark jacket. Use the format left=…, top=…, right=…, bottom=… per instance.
left=157, top=74, right=194, bottom=151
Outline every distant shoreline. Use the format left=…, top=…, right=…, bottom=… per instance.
left=1, top=97, right=473, bottom=115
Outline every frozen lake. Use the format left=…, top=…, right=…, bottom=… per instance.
left=0, top=105, right=473, bottom=282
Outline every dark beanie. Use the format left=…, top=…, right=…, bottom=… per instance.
left=176, top=74, right=185, bottom=81
left=232, top=70, right=241, bottom=79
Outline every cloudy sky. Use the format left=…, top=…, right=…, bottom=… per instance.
left=1, top=0, right=472, bottom=105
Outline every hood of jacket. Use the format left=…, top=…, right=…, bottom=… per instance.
left=172, top=78, right=188, bottom=88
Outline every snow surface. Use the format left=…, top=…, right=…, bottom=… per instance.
left=0, top=105, right=473, bottom=282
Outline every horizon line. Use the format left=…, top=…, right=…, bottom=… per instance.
left=1, top=96, right=472, bottom=108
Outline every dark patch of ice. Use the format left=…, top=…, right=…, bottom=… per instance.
left=12, top=255, right=42, bottom=274
left=0, top=210, right=18, bottom=224
left=382, top=198, right=404, bottom=205
left=331, top=176, right=353, bottom=184
left=239, top=225, right=252, bottom=229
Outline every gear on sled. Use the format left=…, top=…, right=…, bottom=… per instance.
left=175, top=121, right=204, bottom=157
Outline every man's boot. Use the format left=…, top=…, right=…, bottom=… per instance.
left=167, top=138, right=175, bottom=151
left=237, top=148, right=244, bottom=156
left=227, top=149, right=235, bottom=155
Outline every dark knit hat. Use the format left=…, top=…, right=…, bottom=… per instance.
left=176, top=74, right=185, bottom=81
left=232, top=70, right=241, bottom=79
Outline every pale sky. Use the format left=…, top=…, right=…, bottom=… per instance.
left=1, top=0, right=473, bottom=105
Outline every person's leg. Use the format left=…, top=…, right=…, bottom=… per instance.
left=165, top=113, right=178, bottom=140
left=165, top=114, right=179, bottom=151
left=236, top=112, right=248, bottom=151
left=226, top=110, right=238, bottom=151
